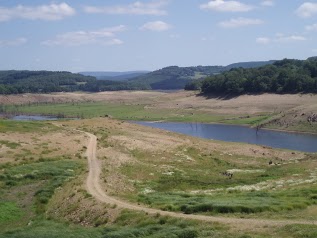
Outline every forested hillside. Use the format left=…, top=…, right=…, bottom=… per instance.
left=0, top=70, right=95, bottom=94
left=129, top=61, right=275, bottom=90
left=200, top=58, right=317, bottom=94
left=128, top=65, right=223, bottom=90
left=2, top=58, right=312, bottom=95
left=79, top=71, right=149, bottom=80
left=0, top=70, right=151, bottom=94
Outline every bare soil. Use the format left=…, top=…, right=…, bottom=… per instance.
left=1, top=91, right=317, bottom=116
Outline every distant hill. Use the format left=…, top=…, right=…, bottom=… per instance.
left=128, top=60, right=275, bottom=90
left=79, top=71, right=149, bottom=81
left=0, top=70, right=96, bottom=94
left=225, top=60, right=276, bottom=70
left=0, top=59, right=293, bottom=94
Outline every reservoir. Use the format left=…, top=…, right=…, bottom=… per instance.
left=134, top=121, right=317, bottom=153
left=12, top=115, right=58, bottom=121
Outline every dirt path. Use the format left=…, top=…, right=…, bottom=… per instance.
left=84, top=131, right=317, bottom=227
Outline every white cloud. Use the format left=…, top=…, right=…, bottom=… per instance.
left=296, top=2, right=317, bottom=18
left=0, top=3, right=75, bottom=22
left=42, top=26, right=125, bottom=46
left=256, top=34, right=307, bottom=45
left=256, top=37, right=270, bottom=44
left=200, top=0, right=253, bottom=12
left=140, top=21, right=171, bottom=31
left=0, top=37, right=27, bottom=47
left=261, top=0, right=274, bottom=7
left=306, top=23, right=317, bottom=31
left=104, top=39, right=124, bottom=46
left=276, top=35, right=307, bottom=42
left=219, top=17, right=263, bottom=28
left=83, top=0, right=168, bottom=15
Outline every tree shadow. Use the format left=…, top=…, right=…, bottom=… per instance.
left=196, top=92, right=240, bottom=100
left=196, top=92, right=274, bottom=100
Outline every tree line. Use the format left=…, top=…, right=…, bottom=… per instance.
left=0, top=70, right=96, bottom=94
left=198, top=58, right=317, bottom=94
left=0, top=70, right=149, bottom=94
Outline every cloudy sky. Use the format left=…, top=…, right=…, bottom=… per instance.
left=1, top=0, right=317, bottom=72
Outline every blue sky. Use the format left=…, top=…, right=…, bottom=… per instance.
left=0, top=0, right=317, bottom=72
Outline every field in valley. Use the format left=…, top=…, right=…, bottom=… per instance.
left=1, top=91, right=317, bottom=133
left=0, top=91, right=317, bottom=237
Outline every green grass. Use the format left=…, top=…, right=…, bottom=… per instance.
left=122, top=147, right=309, bottom=191
left=109, top=210, right=228, bottom=238
left=119, top=146, right=317, bottom=216
left=105, top=210, right=280, bottom=238
left=137, top=188, right=317, bottom=214
left=3, top=102, right=273, bottom=125
left=0, top=220, right=103, bottom=238
left=267, top=121, right=317, bottom=134
left=103, top=225, right=199, bottom=238
left=0, top=159, right=83, bottom=213
left=0, top=202, right=23, bottom=223
left=4, top=102, right=145, bottom=119
left=1, top=210, right=315, bottom=238
left=0, top=120, right=57, bottom=133
left=0, top=211, right=260, bottom=238
left=279, top=225, right=317, bottom=238
left=223, top=115, right=272, bottom=126
left=0, top=140, right=20, bottom=149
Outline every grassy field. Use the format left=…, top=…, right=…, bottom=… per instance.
left=118, top=145, right=317, bottom=217
left=0, top=119, right=57, bottom=133
left=0, top=91, right=317, bottom=237
left=3, top=101, right=273, bottom=127
left=0, top=118, right=317, bottom=237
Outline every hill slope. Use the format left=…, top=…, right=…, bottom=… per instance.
left=79, top=71, right=149, bottom=81
left=129, top=60, right=275, bottom=90
left=201, top=57, right=317, bottom=94
left=0, top=70, right=96, bottom=94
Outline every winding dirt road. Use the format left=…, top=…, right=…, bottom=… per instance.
left=84, top=131, right=317, bottom=227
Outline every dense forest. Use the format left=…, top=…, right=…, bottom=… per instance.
left=0, top=70, right=150, bottom=94
left=198, top=57, right=317, bottom=94
left=0, top=70, right=96, bottom=94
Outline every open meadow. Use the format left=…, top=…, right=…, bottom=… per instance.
left=0, top=91, right=317, bottom=237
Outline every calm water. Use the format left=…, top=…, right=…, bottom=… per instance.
left=134, top=121, right=317, bottom=153
left=12, top=115, right=58, bottom=121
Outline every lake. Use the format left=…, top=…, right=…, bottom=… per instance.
left=12, top=115, right=58, bottom=121
left=134, top=121, right=317, bottom=153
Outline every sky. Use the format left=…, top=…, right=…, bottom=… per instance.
left=0, top=0, right=317, bottom=72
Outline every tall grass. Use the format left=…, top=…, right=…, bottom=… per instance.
left=0, top=202, right=23, bottom=223
left=136, top=187, right=317, bottom=215
left=0, top=159, right=83, bottom=213
left=0, top=220, right=103, bottom=238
